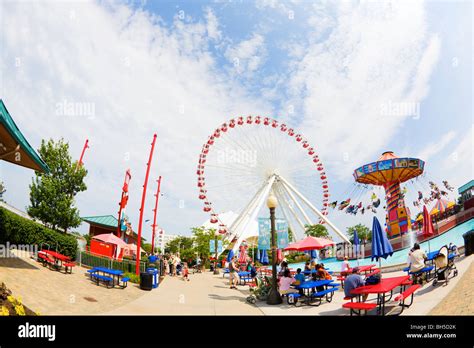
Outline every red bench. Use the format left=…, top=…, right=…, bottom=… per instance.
left=63, top=262, right=75, bottom=274
left=394, top=284, right=420, bottom=314
left=337, top=276, right=346, bottom=288
left=342, top=302, right=378, bottom=316
left=38, top=253, right=55, bottom=267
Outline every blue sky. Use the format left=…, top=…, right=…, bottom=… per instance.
left=0, top=0, right=471, bottom=243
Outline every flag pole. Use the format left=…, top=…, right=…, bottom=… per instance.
left=151, top=176, right=162, bottom=254
left=136, top=134, right=157, bottom=275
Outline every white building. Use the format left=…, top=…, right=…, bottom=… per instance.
left=156, top=229, right=179, bottom=252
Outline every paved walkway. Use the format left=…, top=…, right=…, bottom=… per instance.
left=0, top=251, right=144, bottom=315
left=430, top=257, right=474, bottom=315
left=107, top=271, right=263, bottom=315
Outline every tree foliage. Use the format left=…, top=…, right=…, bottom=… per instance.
left=304, top=224, right=329, bottom=238
left=28, top=139, right=87, bottom=232
left=0, top=181, right=5, bottom=202
left=346, top=223, right=372, bottom=243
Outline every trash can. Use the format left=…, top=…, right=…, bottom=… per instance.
left=463, top=229, right=474, bottom=256
left=140, top=272, right=153, bottom=291
left=146, top=267, right=159, bottom=288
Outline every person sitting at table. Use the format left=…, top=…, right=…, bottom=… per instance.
left=294, top=268, right=305, bottom=285
left=278, top=269, right=299, bottom=295
left=341, top=256, right=350, bottom=275
left=247, top=261, right=257, bottom=278
left=313, top=264, right=332, bottom=281
left=278, top=261, right=289, bottom=277
left=304, top=261, right=311, bottom=271
left=408, top=243, right=427, bottom=273
left=344, top=267, right=368, bottom=301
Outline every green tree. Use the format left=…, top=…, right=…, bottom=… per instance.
left=28, top=139, right=87, bottom=232
left=304, top=224, right=329, bottom=238
left=346, top=223, right=372, bottom=243
left=0, top=181, right=5, bottom=202
left=191, top=226, right=223, bottom=266
left=288, top=227, right=294, bottom=242
left=165, top=236, right=194, bottom=256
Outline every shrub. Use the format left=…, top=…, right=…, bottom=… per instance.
left=0, top=207, right=78, bottom=259
left=123, top=272, right=140, bottom=284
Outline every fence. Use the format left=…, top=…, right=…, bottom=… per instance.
left=78, top=250, right=148, bottom=273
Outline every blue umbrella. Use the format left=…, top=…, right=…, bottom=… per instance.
left=226, top=249, right=234, bottom=262
left=371, top=216, right=393, bottom=268
left=260, top=249, right=269, bottom=265
left=353, top=229, right=360, bottom=265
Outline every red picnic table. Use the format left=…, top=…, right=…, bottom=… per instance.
left=348, top=264, right=376, bottom=275
left=351, top=275, right=410, bottom=315
left=39, top=250, right=74, bottom=273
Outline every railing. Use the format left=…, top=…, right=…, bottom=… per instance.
left=79, top=250, right=148, bottom=273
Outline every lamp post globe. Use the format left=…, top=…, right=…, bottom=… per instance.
left=266, top=192, right=282, bottom=305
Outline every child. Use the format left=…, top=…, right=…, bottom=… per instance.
left=182, top=262, right=190, bottom=281
left=294, top=268, right=305, bottom=285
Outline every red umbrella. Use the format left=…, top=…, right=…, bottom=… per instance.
left=284, top=236, right=335, bottom=251
left=284, top=241, right=302, bottom=251
left=422, top=205, right=434, bottom=237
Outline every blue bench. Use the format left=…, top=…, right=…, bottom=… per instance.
left=91, top=273, right=113, bottom=288
left=328, top=282, right=340, bottom=288
left=222, top=269, right=229, bottom=278
left=286, top=293, right=302, bottom=306
left=309, top=287, right=338, bottom=306
left=409, top=266, right=434, bottom=284
left=119, top=277, right=130, bottom=289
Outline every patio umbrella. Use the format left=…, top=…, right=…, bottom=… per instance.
left=371, top=216, right=393, bottom=269
left=92, top=233, right=128, bottom=247
left=226, top=249, right=234, bottom=262
left=238, top=246, right=248, bottom=263
left=353, top=229, right=360, bottom=266
left=259, top=249, right=269, bottom=265
left=283, top=241, right=301, bottom=251
left=284, top=236, right=335, bottom=251
left=422, top=205, right=435, bottom=253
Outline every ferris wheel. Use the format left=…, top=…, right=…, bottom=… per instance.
left=197, top=116, right=350, bottom=250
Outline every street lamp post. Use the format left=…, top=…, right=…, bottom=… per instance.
left=213, top=234, right=219, bottom=275
left=266, top=192, right=282, bottom=305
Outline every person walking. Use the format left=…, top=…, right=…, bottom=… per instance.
left=229, top=256, right=239, bottom=289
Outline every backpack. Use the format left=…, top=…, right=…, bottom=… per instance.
left=365, top=274, right=381, bottom=285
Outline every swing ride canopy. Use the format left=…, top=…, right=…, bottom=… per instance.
left=353, top=151, right=424, bottom=185
left=0, top=100, right=49, bottom=173
left=430, top=198, right=455, bottom=215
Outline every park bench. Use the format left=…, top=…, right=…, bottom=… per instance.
left=63, top=262, right=75, bottom=274
left=342, top=301, right=378, bottom=316
left=394, top=284, right=421, bottom=314
left=309, top=287, right=338, bottom=306
left=91, top=273, right=113, bottom=288
left=119, top=277, right=130, bottom=289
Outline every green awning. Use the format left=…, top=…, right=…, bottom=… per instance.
left=0, top=100, right=49, bottom=173
left=81, top=215, right=119, bottom=228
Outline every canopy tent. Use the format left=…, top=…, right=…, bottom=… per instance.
left=0, top=100, right=49, bottom=173
left=430, top=198, right=455, bottom=216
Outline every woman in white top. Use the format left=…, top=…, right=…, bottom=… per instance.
left=341, top=256, right=350, bottom=274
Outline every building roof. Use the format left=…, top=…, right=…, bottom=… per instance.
left=81, top=215, right=118, bottom=228
left=458, top=180, right=474, bottom=194
left=0, top=100, right=49, bottom=173
left=81, top=214, right=143, bottom=240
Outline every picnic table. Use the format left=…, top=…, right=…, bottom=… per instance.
left=93, top=267, right=124, bottom=287
left=238, top=271, right=252, bottom=285
left=351, top=275, right=410, bottom=315
left=293, top=279, right=333, bottom=305
left=39, top=250, right=73, bottom=272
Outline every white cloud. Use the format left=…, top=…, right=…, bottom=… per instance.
left=282, top=1, right=441, bottom=181
left=0, top=1, right=272, bottom=239
left=416, top=130, right=456, bottom=162
left=224, top=33, right=266, bottom=74
left=441, top=126, right=473, bottom=188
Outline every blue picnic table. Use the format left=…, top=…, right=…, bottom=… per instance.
left=92, top=267, right=124, bottom=287
left=293, top=279, right=336, bottom=305
left=238, top=271, right=252, bottom=285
